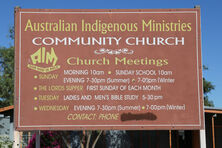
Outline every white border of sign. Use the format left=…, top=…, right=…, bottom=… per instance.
left=18, top=11, right=201, bottom=128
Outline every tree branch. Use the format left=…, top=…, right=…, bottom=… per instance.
left=92, top=130, right=103, bottom=148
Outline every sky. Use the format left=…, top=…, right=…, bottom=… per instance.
left=0, top=0, right=221, bottom=107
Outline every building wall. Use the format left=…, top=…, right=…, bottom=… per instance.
left=0, top=109, right=14, bottom=141
left=205, top=113, right=213, bottom=148
left=205, top=112, right=222, bottom=148
left=0, top=115, right=13, bottom=140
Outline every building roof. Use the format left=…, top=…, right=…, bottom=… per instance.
left=0, top=105, right=14, bottom=113
left=204, top=106, right=222, bottom=114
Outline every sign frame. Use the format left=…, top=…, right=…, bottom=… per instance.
left=14, top=8, right=204, bottom=131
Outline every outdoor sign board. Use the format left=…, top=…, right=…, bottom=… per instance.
left=14, top=8, right=204, bottom=130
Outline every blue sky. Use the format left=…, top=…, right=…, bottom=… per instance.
left=1, top=0, right=221, bottom=107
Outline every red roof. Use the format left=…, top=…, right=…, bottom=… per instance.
left=0, top=105, right=14, bottom=113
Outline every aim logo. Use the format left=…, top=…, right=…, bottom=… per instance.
left=27, top=47, right=60, bottom=73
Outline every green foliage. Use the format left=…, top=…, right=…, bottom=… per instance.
left=203, top=77, right=215, bottom=95
left=0, top=46, right=14, bottom=107
left=203, top=66, right=215, bottom=107
left=204, top=96, right=214, bottom=107
left=9, top=27, right=14, bottom=40
left=0, top=27, right=14, bottom=108
left=0, top=136, right=13, bottom=148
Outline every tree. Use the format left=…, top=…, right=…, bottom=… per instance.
left=0, top=46, right=14, bottom=107
left=203, top=66, right=215, bottom=106
left=26, top=131, right=104, bottom=148
left=0, top=27, right=14, bottom=108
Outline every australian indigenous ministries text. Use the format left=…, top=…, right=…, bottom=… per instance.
left=25, top=19, right=188, bottom=46
left=25, top=19, right=192, bottom=33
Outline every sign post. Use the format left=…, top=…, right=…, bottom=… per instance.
left=14, top=8, right=204, bottom=131
left=35, top=131, right=40, bottom=148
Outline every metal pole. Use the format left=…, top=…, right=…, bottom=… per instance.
left=200, top=129, right=207, bottom=148
left=212, top=114, right=216, bottom=148
left=36, top=131, right=40, bottom=148
left=169, top=130, right=172, bottom=148
left=13, top=129, right=20, bottom=148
